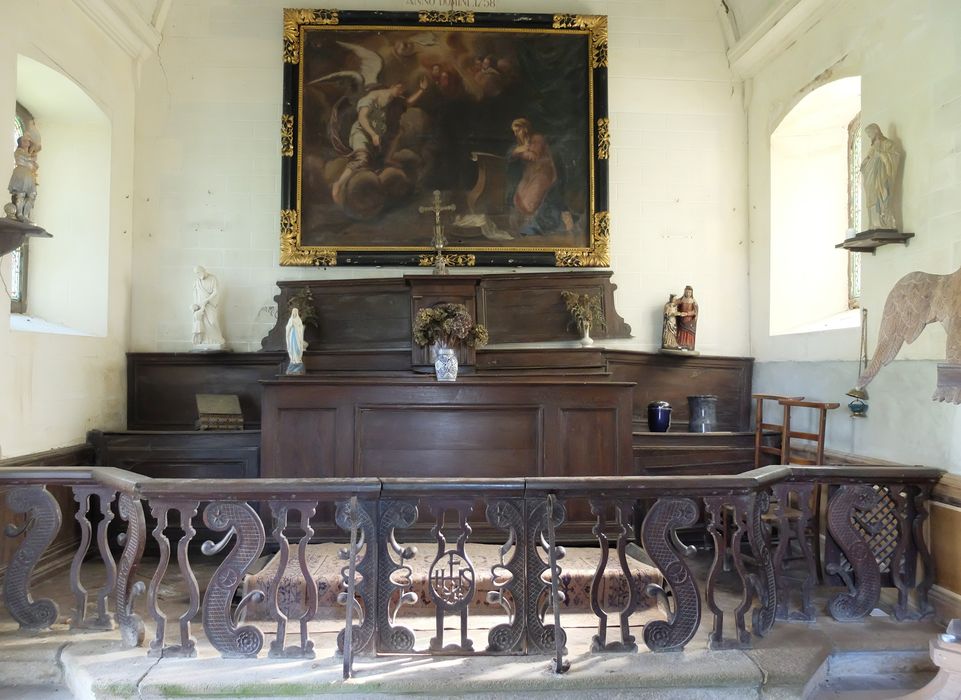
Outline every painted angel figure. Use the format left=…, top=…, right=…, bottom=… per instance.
left=308, top=41, right=428, bottom=212
left=855, top=265, right=961, bottom=403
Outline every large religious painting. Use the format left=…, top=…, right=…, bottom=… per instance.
left=281, top=9, right=609, bottom=267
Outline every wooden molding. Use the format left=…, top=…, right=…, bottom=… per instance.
left=0, top=443, right=94, bottom=467
left=933, top=473, right=961, bottom=507
left=930, top=585, right=961, bottom=625
left=728, top=0, right=839, bottom=78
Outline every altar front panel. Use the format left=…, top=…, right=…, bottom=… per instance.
left=260, top=377, right=634, bottom=537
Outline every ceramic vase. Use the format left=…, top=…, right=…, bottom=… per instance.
left=434, top=344, right=458, bottom=381
left=687, top=394, right=717, bottom=433
left=647, top=401, right=672, bottom=432
left=578, top=320, right=593, bottom=346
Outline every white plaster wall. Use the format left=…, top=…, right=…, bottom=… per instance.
left=747, top=0, right=961, bottom=469
left=0, top=1, right=135, bottom=458
left=130, top=0, right=750, bottom=356
left=28, top=120, right=112, bottom=336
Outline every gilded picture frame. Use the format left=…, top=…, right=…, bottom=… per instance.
left=281, top=9, right=609, bottom=268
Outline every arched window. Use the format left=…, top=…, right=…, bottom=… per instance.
left=8, top=56, right=111, bottom=336
left=769, top=77, right=862, bottom=335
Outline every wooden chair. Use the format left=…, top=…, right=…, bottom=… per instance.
left=776, top=398, right=839, bottom=466
left=763, top=398, right=840, bottom=590
left=752, top=394, right=804, bottom=468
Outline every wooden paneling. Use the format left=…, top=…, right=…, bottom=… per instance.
left=128, top=347, right=750, bottom=431
left=932, top=474, right=961, bottom=609
left=933, top=472, right=961, bottom=508
left=475, top=271, right=630, bottom=343
left=271, top=409, right=337, bottom=479
left=90, top=430, right=260, bottom=481
left=932, top=500, right=961, bottom=597
left=632, top=431, right=776, bottom=476
left=261, top=377, right=633, bottom=537
left=606, top=351, right=753, bottom=431
left=357, top=407, right=540, bottom=478
left=557, top=408, right=618, bottom=477
left=259, top=271, right=632, bottom=352
left=261, top=278, right=412, bottom=352
left=0, top=444, right=93, bottom=582
left=127, top=352, right=285, bottom=430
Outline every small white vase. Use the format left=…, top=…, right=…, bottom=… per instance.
left=434, top=344, right=459, bottom=381
left=578, top=320, right=593, bottom=346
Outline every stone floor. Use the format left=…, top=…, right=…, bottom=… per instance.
left=0, top=549, right=944, bottom=699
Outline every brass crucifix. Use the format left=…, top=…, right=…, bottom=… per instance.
left=418, top=190, right=456, bottom=275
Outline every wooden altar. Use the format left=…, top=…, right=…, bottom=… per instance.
left=260, top=376, right=634, bottom=481
left=116, top=271, right=758, bottom=537
left=260, top=375, right=634, bottom=537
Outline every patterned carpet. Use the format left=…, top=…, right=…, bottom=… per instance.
left=242, top=542, right=662, bottom=620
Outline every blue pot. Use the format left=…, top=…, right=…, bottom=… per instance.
left=647, top=401, right=672, bottom=432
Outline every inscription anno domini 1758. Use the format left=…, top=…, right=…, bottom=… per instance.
left=407, top=0, right=497, bottom=7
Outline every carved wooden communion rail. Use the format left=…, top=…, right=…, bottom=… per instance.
left=0, top=465, right=940, bottom=678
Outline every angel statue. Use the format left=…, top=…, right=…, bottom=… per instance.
left=308, top=41, right=428, bottom=216
left=854, top=265, right=961, bottom=403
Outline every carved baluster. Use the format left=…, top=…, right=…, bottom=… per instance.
left=68, top=487, right=94, bottom=629
left=69, top=486, right=118, bottom=629
left=747, top=491, right=777, bottom=637
left=545, top=495, right=570, bottom=674
left=147, top=502, right=171, bottom=656
left=889, top=484, right=912, bottom=620
left=2, top=486, right=61, bottom=631
left=336, top=498, right=377, bottom=659
left=771, top=482, right=816, bottom=622
left=703, top=496, right=727, bottom=647
left=588, top=498, right=638, bottom=652
left=525, top=496, right=567, bottom=657
left=176, top=503, right=201, bottom=656
left=268, top=503, right=291, bottom=654
left=891, top=483, right=937, bottom=621
left=115, top=492, right=146, bottom=647
left=729, top=494, right=755, bottom=646
left=296, top=504, right=319, bottom=654
left=376, top=500, right=418, bottom=653
left=640, top=497, right=701, bottom=652
left=201, top=501, right=266, bottom=658
left=147, top=500, right=200, bottom=657
left=485, top=498, right=525, bottom=653
left=340, top=497, right=360, bottom=679
left=826, top=484, right=882, bottom=621
left=268, top=501, right=318, bottom=658
left=912, top=484, right=936, bottom=618
left=704, top=494, right=754, bottom=648
left=426, top=499, right=476, bottom=653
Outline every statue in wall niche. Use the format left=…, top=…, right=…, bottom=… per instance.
left=855, top=265, right=961, bottom=403
left=285, top=307, right=307, bottom=375
left=191, top=266, right=226, bottom=351
left=860, top=123, right=903, bottom=231
left=5, top=126, right=41, bottom=223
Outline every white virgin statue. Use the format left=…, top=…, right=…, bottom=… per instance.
left=191, top=266, right=226, bottom=350
left=285, top=307, right=307, bottom=375
left=860, top=123, right=903, bottom=231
